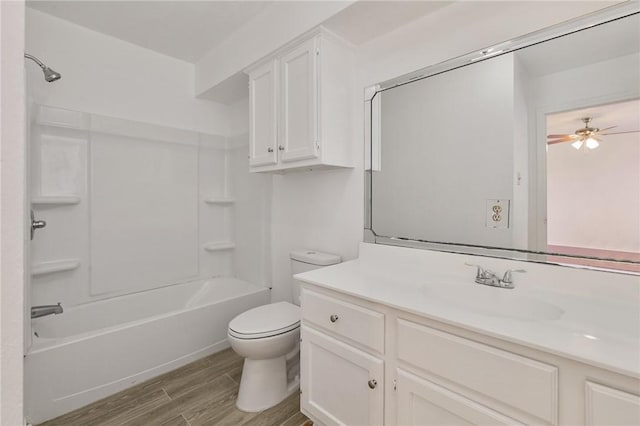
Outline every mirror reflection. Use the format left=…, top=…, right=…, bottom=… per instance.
left=370, top=12, right=640, bottom=272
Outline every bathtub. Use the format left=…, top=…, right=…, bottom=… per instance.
left=25, top=277, right=270, bottom=424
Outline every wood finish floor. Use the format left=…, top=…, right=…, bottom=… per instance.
left=38, top=348, right=311, bottom=426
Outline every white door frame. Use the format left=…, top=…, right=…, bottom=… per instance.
left=0, top=0, right=27, bottom=424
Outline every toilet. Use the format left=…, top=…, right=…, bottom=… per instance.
left=227, top=249, right=341, bottom=412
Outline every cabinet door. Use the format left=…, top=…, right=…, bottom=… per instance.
left=586, top=382, right=640, bottom=426
left=279, top=37, right=319, bottom=163
left=396, top=369, right=523, bottom=426
left=249, top=60, right=278, bottom=167
left=301, top=326, right=383, bottom=426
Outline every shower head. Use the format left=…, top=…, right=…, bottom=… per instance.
left=24, top=53, right=62, bottom=82
left=42, top=67, right=62, bottom=82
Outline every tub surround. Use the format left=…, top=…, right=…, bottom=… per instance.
left=296, top=243, right=640, bottom=425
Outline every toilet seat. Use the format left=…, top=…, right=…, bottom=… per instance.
left=228, top=302, right=300, bottom=340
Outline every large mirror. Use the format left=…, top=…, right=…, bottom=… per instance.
left=366, top=5, right=640, bottom=273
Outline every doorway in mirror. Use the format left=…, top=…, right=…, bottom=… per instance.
left=545, top=98, right=640, bottom=272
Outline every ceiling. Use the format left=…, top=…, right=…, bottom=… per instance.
left=27, top=1, right=454, bottom=64
left=324, top=1, right=450, bottom=46
left=516, top=12, right=639, bottom=78
left=27, top=1, right=272, bottom=63
left=547, top=98, right=640, bottom=137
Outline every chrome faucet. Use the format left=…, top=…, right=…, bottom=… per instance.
left=31, top=303, right=63, bottom=319
left=465, top=263, right=525, bottom=289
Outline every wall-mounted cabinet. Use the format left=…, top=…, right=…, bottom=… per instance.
left=246, top=28, right=354, bottom=173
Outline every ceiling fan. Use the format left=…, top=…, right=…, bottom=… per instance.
left=547, top=117, right=639, bottom=150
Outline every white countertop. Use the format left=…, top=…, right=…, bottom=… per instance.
left=295, top=243, right=640, bottom=378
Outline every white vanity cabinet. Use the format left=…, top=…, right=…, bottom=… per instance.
left=246, top=28, right=353, bottom=173
left=299, top=282, right=640, bottom=426
left=300, top=289, right=385, bottom=425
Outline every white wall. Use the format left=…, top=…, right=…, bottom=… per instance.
left=26, top=8, right=229, bottom=135
left=228, top=98, right=272, bottom=288
left=271, top=168, right=363, bottom=303
left=0, top=1, right=26, bottom=424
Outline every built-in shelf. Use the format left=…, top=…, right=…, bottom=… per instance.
left=203, top=197, right=235, bottom=205
left=32, top=259, right=81, bottom=277
left=32, top=196, right=81, bottom=206
left=203, top=241, right=236, bottom=252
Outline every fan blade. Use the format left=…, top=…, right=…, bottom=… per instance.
left=547, top=134, right=572, bottom=138
left=597, top=126, right=617, bottom=132
left=547, top=136, right=575, bottom=144
left=601, top=130, right=640, bottom=136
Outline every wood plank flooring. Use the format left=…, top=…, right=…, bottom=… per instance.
left=38, top=348, right=312, bottom=426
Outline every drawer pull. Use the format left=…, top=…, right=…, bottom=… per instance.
left=368, top=379, right=377, bottom=389
left=330, top=314, right=339, bottom=323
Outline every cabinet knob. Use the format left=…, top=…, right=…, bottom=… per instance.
left=267, top=147, right=274, bottom=153
left=329, top=314, right=339, bottom=323
left=368, top=379, right=377, bottom=389
left=278, top=145, right=285, bottom=151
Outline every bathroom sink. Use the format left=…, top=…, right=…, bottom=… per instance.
left=427, top=284, right=565, bottom=321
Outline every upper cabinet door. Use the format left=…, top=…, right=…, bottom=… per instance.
left=249, top=60, right=278, bottom=167
left=279, top=37, right=319, bottom=163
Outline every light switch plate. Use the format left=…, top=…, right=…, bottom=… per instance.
left=486, top=199, right=510, bottom=229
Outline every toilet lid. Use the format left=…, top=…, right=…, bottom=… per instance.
left=228, top=302, right=300, bottom=339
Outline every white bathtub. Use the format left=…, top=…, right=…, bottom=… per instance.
left=25, top=277, right=270, bottom=424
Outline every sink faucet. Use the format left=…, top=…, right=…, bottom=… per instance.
left=31, top=303, right=63, bottom=319
left=465, top=263, right=525, bottom=289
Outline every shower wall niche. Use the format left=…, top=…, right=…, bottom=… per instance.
left=30, top=104, right=267, bottom=307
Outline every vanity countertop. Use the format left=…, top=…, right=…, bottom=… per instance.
left=295, top=243, right=640, bottom=378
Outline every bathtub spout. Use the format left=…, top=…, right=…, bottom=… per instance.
left=31, top=303, right=63, bottom=319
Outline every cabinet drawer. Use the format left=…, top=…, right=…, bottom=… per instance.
left=302, top=289, right=384, bottom=354
left=397, top=369, right=524, bottom=425
left=397, top=319, right=558, bottom=425
left=586, top=382, right=640, bottom=425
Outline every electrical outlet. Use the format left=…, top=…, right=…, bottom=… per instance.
left=486, top=199, right=510, bottom=229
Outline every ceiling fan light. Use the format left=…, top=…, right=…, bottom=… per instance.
left=571, top=140, right=583, bottom=150
left=585, top=137, right=599, bottom=149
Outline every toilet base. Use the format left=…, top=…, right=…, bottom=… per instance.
left=236, top=355, right=300, bottom=412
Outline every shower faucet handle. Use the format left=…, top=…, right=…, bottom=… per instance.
left=30, top=209, right=47, bottom=240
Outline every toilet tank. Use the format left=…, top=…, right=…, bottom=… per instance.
left=290, top=249, right=341, bottom=306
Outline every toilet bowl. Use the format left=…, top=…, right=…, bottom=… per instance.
left=228, top=302, right=300, bottom=412
left=227, top=249, right=341, bottom=412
